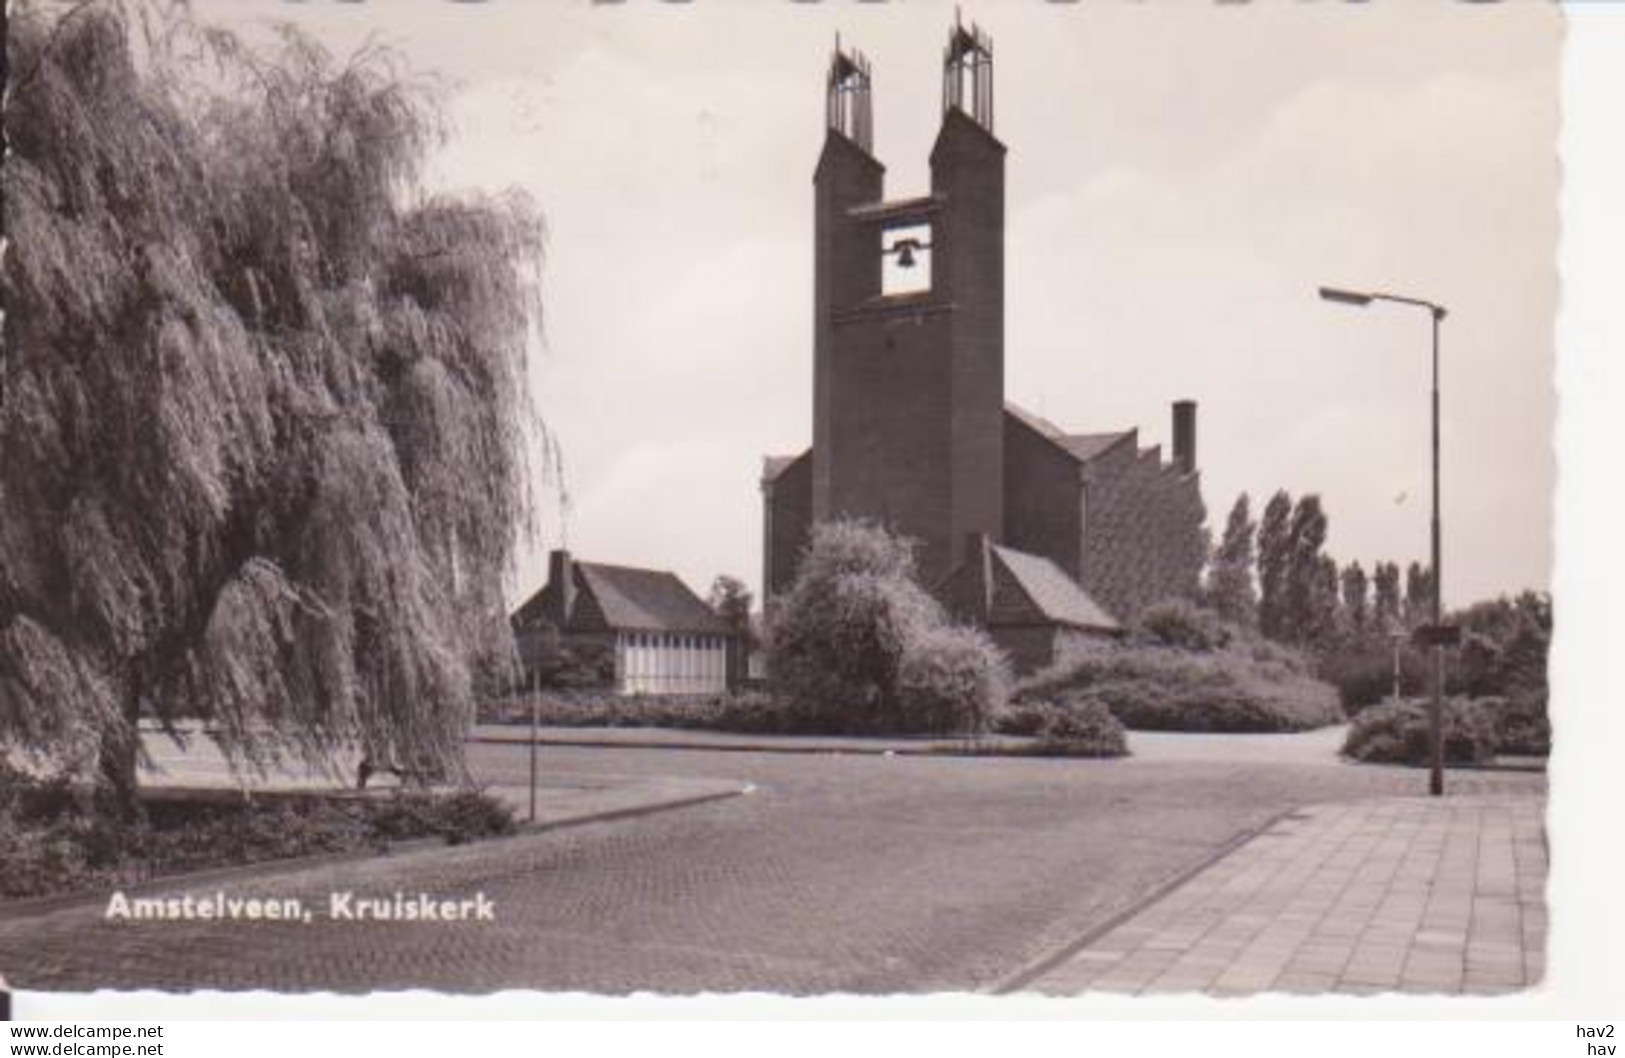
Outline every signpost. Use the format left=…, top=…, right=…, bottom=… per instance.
left=1389, top=630, right=1406, bottom=702
left=1412, top=624, right=1462, bottom=649
left=528, top=671, right=540, bottom=823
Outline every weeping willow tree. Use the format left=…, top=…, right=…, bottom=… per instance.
left=1, top=1, right=544, bottom=812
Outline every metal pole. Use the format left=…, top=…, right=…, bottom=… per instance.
left=1319, top=284, right=1449, bottom=795
left=1429, top=308, right=1445, bottom=797
left=528, top=670, right=539, bottom=822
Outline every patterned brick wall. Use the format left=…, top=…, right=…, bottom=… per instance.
left=1078, top=442, right=1207, bottom=621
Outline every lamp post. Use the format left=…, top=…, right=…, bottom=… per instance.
left=1389, top=628, right=1407, bottom=703
left=1319, top=285, right=1450, bottom=797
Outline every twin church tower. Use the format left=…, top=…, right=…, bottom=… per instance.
left=763, top=21, right=1207, bottom=671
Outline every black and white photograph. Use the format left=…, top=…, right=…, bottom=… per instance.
left=1, top=0, right=1619, bottom=1029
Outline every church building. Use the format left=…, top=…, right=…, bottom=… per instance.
left=762, top=23, right=1208, bottom=673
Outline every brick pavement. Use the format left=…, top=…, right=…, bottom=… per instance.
left=1021, top=794, right=1546, bottom=996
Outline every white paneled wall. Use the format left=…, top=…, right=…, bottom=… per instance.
left=616, top=631, right=728, bottom=695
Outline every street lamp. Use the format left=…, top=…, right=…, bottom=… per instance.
left=1319, top=285, right=1452, bottom=797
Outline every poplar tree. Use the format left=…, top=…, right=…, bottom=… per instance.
left=1280, top=494, right=1328, bottom=645
left=1405, top=562, right=1436, bottom=629
left=1206, top=494, right=1258, bottom=627
left=1311, top=553, right=1340, bottom=646
left=1255, top=491, right=1293, bottom=640
left=1340, top=561, right=1370, bottom=633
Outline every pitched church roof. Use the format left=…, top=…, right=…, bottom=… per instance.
left=1004, top=402, right=1134, bottom=465
left=761, top=452, right=808, bottom=483
left=987, top=544, right=1121, bottom=632
left=513, top=560, right=727, bottom=635
left=938, top=537, right=1121, bottom=634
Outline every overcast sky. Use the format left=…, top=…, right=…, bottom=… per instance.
left=218, top=1, right=1560, bottom=612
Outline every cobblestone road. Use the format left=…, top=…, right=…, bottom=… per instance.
left=0, top=739, right=1543, bottom=994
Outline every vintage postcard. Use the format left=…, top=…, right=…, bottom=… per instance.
left=0, top=0, right=1575, bottom=1013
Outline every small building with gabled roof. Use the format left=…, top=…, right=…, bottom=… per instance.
left=512, top=550, right=731, bottom=695
left=938, top=534, right=1123, bottom=673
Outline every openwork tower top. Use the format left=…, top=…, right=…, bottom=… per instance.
left=943, top=16, right=993, bottom=133
left=826, top=40, right=873, bottom=152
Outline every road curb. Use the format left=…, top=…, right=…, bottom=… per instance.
left=514, top=783, right=751, bottom=837
left=985, top=806, right=1299, bottom=996
left=0, top=782, right=749, bottom=925
left=469, top=731, right=1021, bottom=757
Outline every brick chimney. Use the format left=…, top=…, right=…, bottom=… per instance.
left=548, top=549, right=575, bottom=628
left=1172, top=400, right=1197, bottom=475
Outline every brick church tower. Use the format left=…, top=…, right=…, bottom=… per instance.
left=810, top=24, right=1004, bottom=588
left=763, top=22, right=1207, bottom=671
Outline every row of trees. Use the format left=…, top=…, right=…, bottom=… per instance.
left=1203, top=490, right=1549, bottom=715
left=1207, top=491, right=1441, bottom=649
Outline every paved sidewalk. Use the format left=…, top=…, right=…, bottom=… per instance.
left=1021, top=794, right=1546, bottom=996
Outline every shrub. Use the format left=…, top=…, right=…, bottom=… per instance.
left=767, top=521, right=1004, bottom=735
left=896, top=625, right=1008, bottom=735
left=478, top=689, right=814, bottom=735
left=0, top=758, right=87, bottom=822
left=530, top=641, right=618, bottom=690
left=1452, top=592, right=1551, bottom=699
left=1318, top=593, right=1550, bottom=716
left=0, top=813, right=97, bottom=899
left=990, top=700, right=1053, bottom=738
left=1017, top=634, right=1343, bottom=733
left=368, top=789, right=515, bottom=845
left=1341, top=697, right=1498, bottom=766
left=0, top=767, right=518, bottom=901
left=1315, top=640, right=1428, bottom=715
left=1133, top=598, right=1232, bottom=652
left=1488, top=691, right=1550, bottom=757
left=1002, top=697, right=1129, bottom=758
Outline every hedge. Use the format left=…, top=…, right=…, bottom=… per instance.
left=1017, top=631, right=1344, bottom=734
left=1340, top=697, right=1499, bottom=766
left=993, top=696, right=1129, bottom=758
left=0, top=761, right=515, bottom=901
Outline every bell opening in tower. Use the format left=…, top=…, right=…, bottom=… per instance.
left=882, top=223, right=933, bottom=296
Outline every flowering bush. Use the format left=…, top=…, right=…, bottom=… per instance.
left=767, top=521, right=1006, bottom=735
left=896, top=625, right=1009, bottom=735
